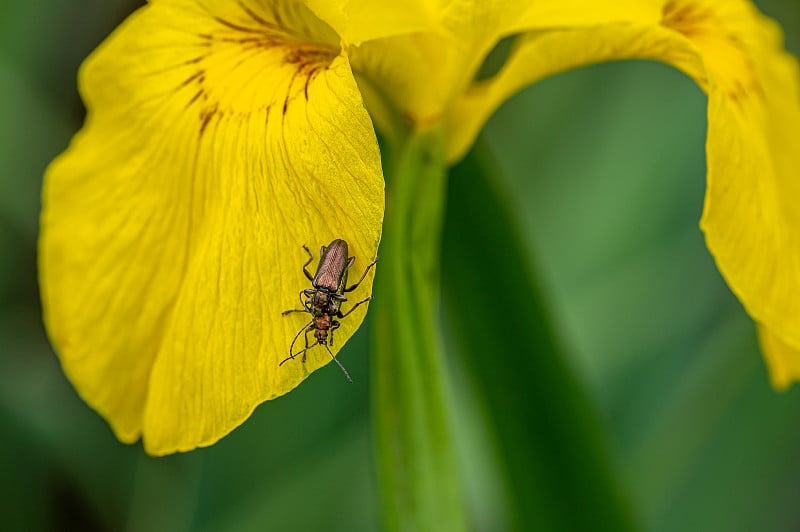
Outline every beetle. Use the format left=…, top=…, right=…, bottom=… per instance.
left=280, top=239, right=378, bottom=382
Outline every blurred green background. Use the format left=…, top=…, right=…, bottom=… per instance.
left=2, top=1, right=799, bottom=531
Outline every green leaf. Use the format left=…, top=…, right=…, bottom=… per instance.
left=441, top=141, right=638, bottom=531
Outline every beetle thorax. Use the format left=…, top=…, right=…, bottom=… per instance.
left=310, top=289, right=342, bottom=316
left=311, top=290, right=329, bottom=307
left=310, top=290, right=329, bottom=313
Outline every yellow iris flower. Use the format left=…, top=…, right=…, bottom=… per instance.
left=40, top=0, right=800, bottom=455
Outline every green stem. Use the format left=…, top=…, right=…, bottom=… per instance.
left=372, top=127, right=466, bottom=532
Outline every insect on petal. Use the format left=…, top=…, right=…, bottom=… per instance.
left=40, top=0, right=384, bottom=454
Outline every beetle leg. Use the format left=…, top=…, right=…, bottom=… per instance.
left=339, top=296, right=373, bottom=319
left=277, top=290, right=311, bottom=314
left=280, top=323, right=316, bottom=367
left=302, top=245, right=314, bottom=282
left=281, top=288, right=316, bottom=316
left=282, top=309, right=306, bottom=316
left=329, top=320, right=340, bottom=346
left=301, top=326, right=312, bottom=363
left=344, top=255, right=379, bottom=292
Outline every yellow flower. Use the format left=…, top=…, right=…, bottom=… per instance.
left=41, top=1, right=385, bottom=455
left=41, top=0, right=800, bottom=455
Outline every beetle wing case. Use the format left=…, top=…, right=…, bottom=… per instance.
left=313, top=239, right=351, bottom=292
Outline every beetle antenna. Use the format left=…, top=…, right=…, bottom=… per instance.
left=279, top=344, right=353, bottom=383
left=278, top=352, right=298, bottom=366
left=324, top=344, right=353, bottom=383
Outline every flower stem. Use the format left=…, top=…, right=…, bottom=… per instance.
left=372, top=127, right=466, bottom=532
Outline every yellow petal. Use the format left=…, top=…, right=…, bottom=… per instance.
left=40, top=0, right=383, bottom=454
left=349, top=32, right=464, bottom=129
left=305, top=0, right=435, bottom=45
left=345, top=3, right=535, bottom=133
left=758, top=324, right=800, bottom=391
left=446, top=8, right=695, bottom=161
left=344, top=1, right=664, bottom=133
left=445, top=1, right=800, bottom=385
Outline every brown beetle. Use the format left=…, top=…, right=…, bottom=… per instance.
left=281, top=239, right=378, bottom=381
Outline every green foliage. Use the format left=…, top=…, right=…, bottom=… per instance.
left=442, top=144, right=637, bottom=531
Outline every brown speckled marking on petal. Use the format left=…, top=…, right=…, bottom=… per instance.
left=662, top=0, right=764, bottom=108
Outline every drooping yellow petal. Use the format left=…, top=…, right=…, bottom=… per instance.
left=759, top=324, right=800, bottom=391
left=40, top=0, right=383, bottom=454
left=447, top=6, right=692, bottom=161
left=445, top=0, right=800, bottom=384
